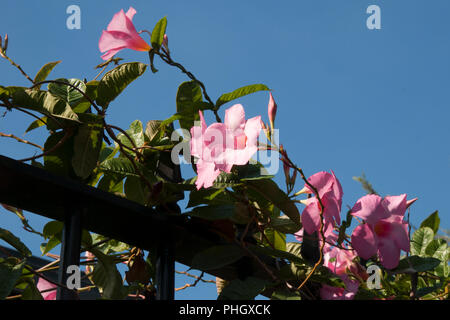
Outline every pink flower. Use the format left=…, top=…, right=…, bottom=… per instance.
left=320, top=245, right=360, bottom=300
left=36, top=277, right=57, bottom=300
left=320, top=274, right=359, bottom=300
left=99, top=7, right=151, bottom=60
left=300, top=171, right=343, bottom=234
left=351, top=194, right=414, bottom=269
left=268, top=92, right=277, bottom=129
left=190, top=104, right=261, bottom=189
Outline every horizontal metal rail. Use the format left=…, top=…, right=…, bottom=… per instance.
left=0, top=155, right=275, bottom=299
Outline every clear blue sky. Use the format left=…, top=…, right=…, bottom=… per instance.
left=0, top=0, right=449, bottom=299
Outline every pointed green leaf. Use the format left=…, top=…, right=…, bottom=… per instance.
left=0, top=257, right=26, bottom=299
left=96, top=62, right=147, bottom=108
left=89, top=248, right=127, bottom=299
left=124, top=176, right=149, bottom=205
left=411, top=227, right=434, bottom=256
left=72, top=114, right=104, bottom=179
left=215, top=84, right=270, bottom=109
left=150, top=17, right=167, bottom=50
left=392, top=255, right=441, bottom=274
left=25, top=116, right=47, bottom=133
left=98, top=173, right=125, bottom=194
left=47, top=78, right=86, bottom=107
left=43, top=130, right=75, bottom=177
left=33, top=61, right=61, bottom=89
left=99, top=158, right=148, bottom=178
left=11, top=89, right=80, bottom=122
left=0, top=228, right=31, bottom=257
left=176, top=81, right=212, bottom=130
left=420, top=211, right=440, bottom=235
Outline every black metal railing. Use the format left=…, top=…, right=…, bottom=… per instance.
left=0, top=154, right=275, bottom=300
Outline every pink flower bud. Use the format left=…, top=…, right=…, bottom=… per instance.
left=268, top=92, right=277, bottom=129
left=162, top=34, right=169, bottom=51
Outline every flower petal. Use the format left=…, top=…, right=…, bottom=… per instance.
left=378, top=237, right=401, bottom=269
left=351, top=194, right=389, bottom=224
left=225, top=104, right=246, bottom=132
left=195, top=159, right=220, bottom=190
left=351, top=223, right=378, bottom=260
left=37, top=277, right=57, bottom=300
left=382, top=194, right=407, bottom=218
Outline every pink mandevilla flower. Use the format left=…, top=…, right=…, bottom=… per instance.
left=300, top=171, right=343, bottom=235
left=99, top=7, right=151, bottom=60
left=190, top=104, right=261, bottom=190
left=320, top=245, right=359, bottom=300
left=351, top=194, right=417, bottom=269
left=37, top=277, right=57, bottom=300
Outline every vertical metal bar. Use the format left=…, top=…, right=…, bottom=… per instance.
left=155, top=232, right=175, bottom=300
left=57, top=205, right=82, bottom=300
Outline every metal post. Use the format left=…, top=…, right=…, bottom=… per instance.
left=155, top=235, right=175, bottom=300
left=57, top=205, right=82, bottom=300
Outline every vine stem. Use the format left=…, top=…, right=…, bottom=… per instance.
left=0, top=132, right=43, bottom=150
left=1, top=52, right=34, bottom=84
left=18, top=128, right=74, bottom=162
left=153, top=50, right=222, bottom=123
left=278, top=150, right=326, bottom=292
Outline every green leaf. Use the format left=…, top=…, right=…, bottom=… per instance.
left=263, top=228, right=286, bottom=252
left=191, top=245, right=245, bottom=271
left=145, top=120, right=163, bottom=142
left=420, top=211, right=440, bottom=235
left=411, top=227, right=434, bottom=256
left=43, top=130, right=75, bottom=177
left=218, top=276, right=268, bottom=300
left=249, top=244, right=307, bottom=266
left=425, top=239, right=449, bottom=278
left=42, top=221, right=63, bottom=239
left=392, top=255, right=441, bottom=274
left=0, top=257, right=26, bottom=299
left=33, top=61, right=61, bottom=88
left=117, top=120, right=145, bottom=152
left=187, top=188, right=234, bottom=208
left=176, top=81, right=211, bottom=130
left=11, top=89, right=80, bottom=122
left=124, top=176, right=149, bottom=205
left=99, top=158, right=147, bottom=178
left=48, top=78, right=86, bottom=107
left=25, top=116, right=47, bottom=133
left=96, top=62, right=147, bottom=108
left=98, top=173, right=124, bottom=194
left=215, top=84, right=270, bottom=109
left=89, top=248, right=127, bottom=299
left=21, top=278, right=44, bottom=300
left=0, top=228, right=31, bottom=257
left=72, top=114, right=104, bottom=179
left=41, top=221, right=63, bottom=255
left=271, top=288, right=302, bottom=300
left=150, top=17, right=167, bottom=50
left=246, top=179, right=301, bottom=227
left=269, top=215, right=302, bottom=234
left=0, top=85, right=9, bottom=100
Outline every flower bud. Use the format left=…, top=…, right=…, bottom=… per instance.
left=406, top=197, right=418, bottom=209
left=162, top=34, right=169, bottom=53
left=3, top=34, right=8, bottom=52
left=268, top=92, right=277, bottom=130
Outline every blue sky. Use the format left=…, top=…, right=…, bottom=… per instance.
left=0, top=0, right=449, bottom=299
